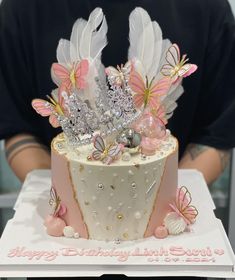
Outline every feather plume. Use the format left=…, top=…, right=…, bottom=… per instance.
left=56, top=39, right=76, bottom=66
left=70, top=18, right=87, bottom=61
left=79, top=8, right=107, bottom=61
left=128, top=7, right=162, bottom=80
left=161, top=83, right=184, bottom=119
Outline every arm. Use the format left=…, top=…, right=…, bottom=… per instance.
left=179, top=143, right=231, bottom=185
left=5, top=133, right=51, bottom=182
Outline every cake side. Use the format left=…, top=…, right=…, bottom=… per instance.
left=50, top=133, right=178, bottom=241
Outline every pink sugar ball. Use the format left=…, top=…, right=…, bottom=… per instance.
left=154, top=225, right=169, bottom=239
left=45, top=215, right=66, bottom=237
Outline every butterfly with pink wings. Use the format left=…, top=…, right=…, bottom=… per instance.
left=31, top=89, right=66, bottom=128
left=161, top=44, right=197, bottom=83
left=51, top=59, right=89, bottom=93
left=129, top=68, right=171, bottom=110
left=91, top=135, right=123, bottom=165
left=49, top=186, right=67, bottom=217
left=169, top=186, right=198, bottom=225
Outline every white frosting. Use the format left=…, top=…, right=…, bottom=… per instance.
left=164, top=212, right=187, bottom=235
left=52, top=134, right=178, bottom=241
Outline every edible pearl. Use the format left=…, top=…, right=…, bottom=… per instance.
left=74, top=232, right=80, bottom=239
left=63, top=226, right=75, bottom=238
left=134, top=211, right=142, bottom=219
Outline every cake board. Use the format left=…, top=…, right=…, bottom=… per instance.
left=0, top=169, right=235, bottom=278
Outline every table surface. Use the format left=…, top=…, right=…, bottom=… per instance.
left=0, top=169, right=235, bottom=278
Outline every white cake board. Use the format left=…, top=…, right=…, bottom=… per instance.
left=0, top=169, right=235, bottom=278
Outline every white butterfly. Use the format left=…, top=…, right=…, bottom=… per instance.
left=161, top=44, right=197, bottom=83
left=91, top=135, right=123, bottom=165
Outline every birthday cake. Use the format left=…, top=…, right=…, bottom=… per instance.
left=32, top=7, right=198, bottom=241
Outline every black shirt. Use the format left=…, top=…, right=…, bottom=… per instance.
left=1, top=0, right=235, bottom=158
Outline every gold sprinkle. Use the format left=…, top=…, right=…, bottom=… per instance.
left=123, top=232, right=129, bottom=239
left=117, top=213, right=124, bottom=220
left=87, top=155, right=92, bottom=161
left=84, top=201, right=90, bottom=205
left=110, top=185, right=115, bottom=190
left=79, top=164, right=84, bottom=172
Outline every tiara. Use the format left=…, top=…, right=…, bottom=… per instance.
left=32, top=7, right=197, bottom=148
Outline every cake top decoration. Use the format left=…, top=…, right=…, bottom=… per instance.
left=32, top=7, right=197, bottom=149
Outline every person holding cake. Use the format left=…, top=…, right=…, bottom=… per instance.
left=0, top=0, right=235, bottom=280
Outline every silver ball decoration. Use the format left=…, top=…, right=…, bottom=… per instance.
left=116, top=128, right=141, bottom=148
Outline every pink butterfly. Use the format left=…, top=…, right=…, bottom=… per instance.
left=161, top=44, right=197, bottom=83
left=105, top=61, right=131, bottom=86
left=129, top=68, right=171, bottom=109
left=91, top=135, right=123, bottom=165
left=49, top=186, right=67, bottom=217
left=52, top=59, right=89, bottom=92
left=31, top=89, right=66, bottom=128
left=169, top=186, right=198, bottom=225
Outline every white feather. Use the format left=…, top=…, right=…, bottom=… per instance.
left=162, top=84, right=184, bottom=119
left=70, top=18, right=87, bottom=61
left=56, top=39, right=76, bottom=66
left=128, top=7, right=162, bottom=80
left=79, top=8, right=107, bottom=61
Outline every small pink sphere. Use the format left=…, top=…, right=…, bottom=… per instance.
left=154, top=225, right=169, bottom=239
left=44, top=215, right=66, bottom=237
left=44, top=215, right=54, bottom=227
left=133, top=113, right=166, bottom=139
left=141, top=136, right=159, bottom=155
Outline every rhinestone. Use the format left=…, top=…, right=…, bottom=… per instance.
left=131, top=182, right=136, bottom=188
left=98, top=183, right=104, bottom=190
left=108, top=206, right=112, bottom=211
left=121, top=178, right=125, bottom=183
left=144, top=171, right=148, bottom=175
left=133, top=193, right=138, bottom=199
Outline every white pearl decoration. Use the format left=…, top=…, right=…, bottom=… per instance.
left=134, top=211, right=142, bottom=219
left=63, top=226, right=75, bottom=238
left=74, top=232, right=80, bottom=239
